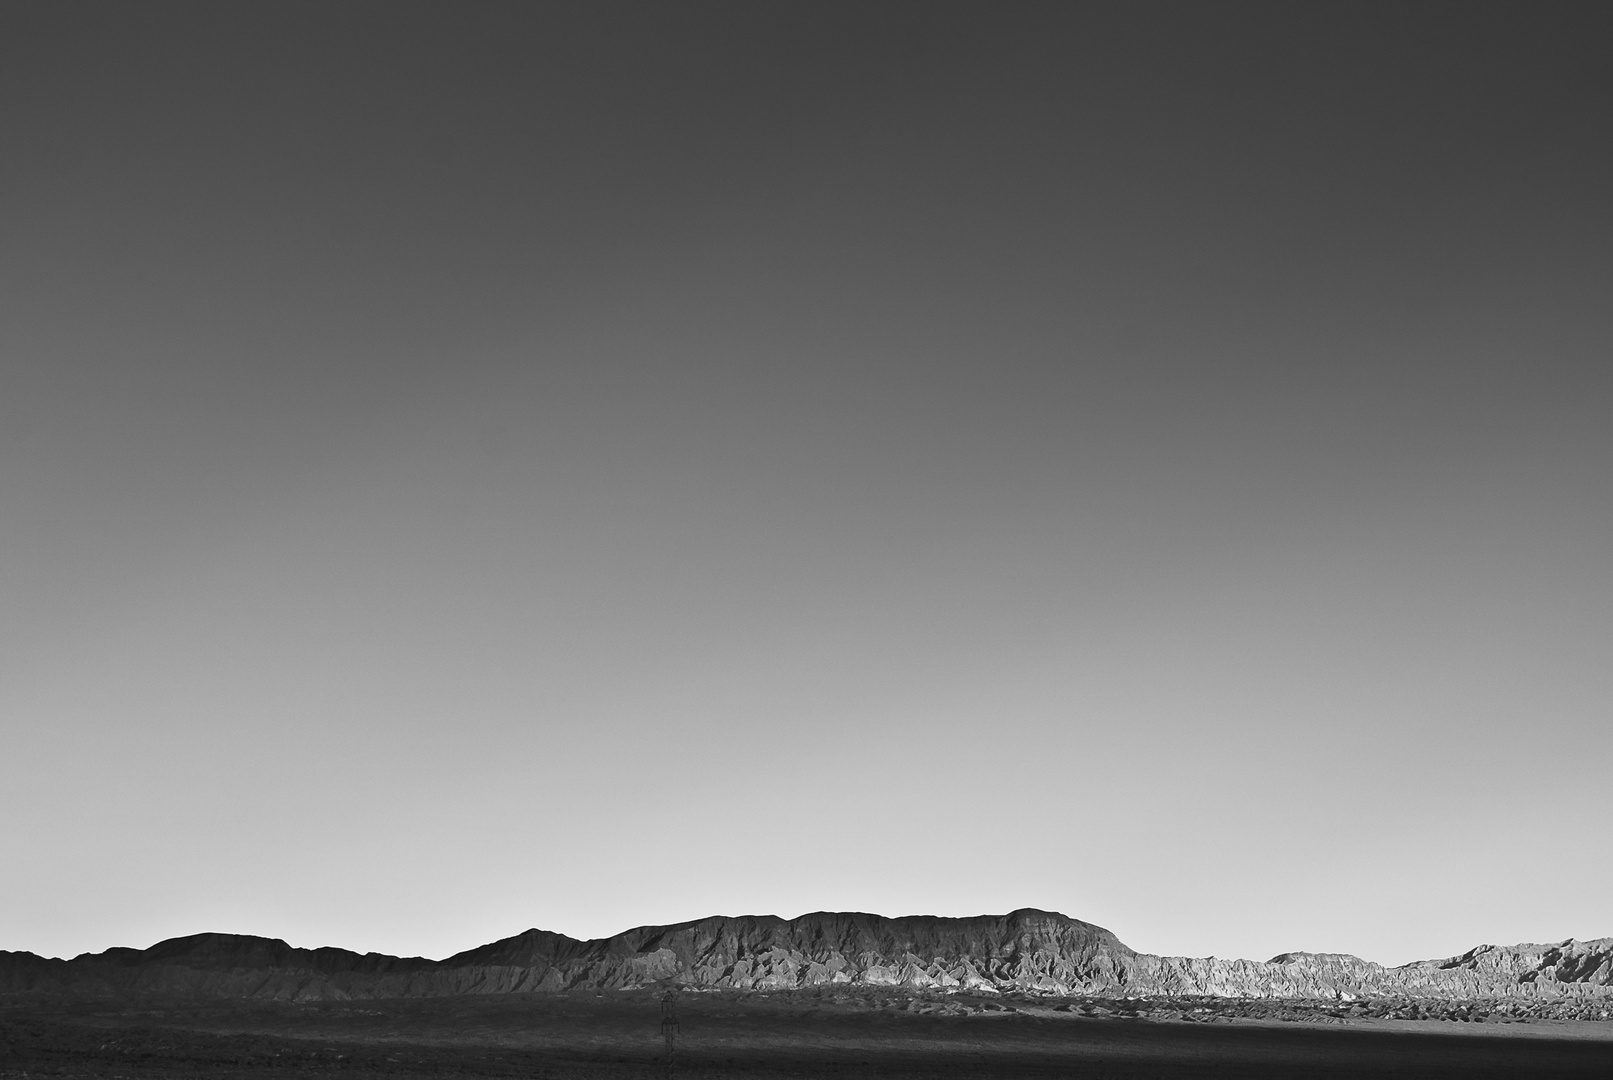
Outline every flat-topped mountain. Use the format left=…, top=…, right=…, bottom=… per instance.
left=3, top=909, right=1609, bottom=1003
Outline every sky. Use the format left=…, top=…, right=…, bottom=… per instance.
left=2, top=2, right=1610, bottom=969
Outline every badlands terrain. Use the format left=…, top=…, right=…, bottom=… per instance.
left=3, top=910, right=1611, bottom=1078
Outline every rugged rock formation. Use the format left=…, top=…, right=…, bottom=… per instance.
left=3, top=909, right=1610, bottom=1003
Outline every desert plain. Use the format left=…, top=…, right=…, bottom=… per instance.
left=5, top=987, right=1613, bottom=1080
left=5, top=911, right=1611, bottom=1078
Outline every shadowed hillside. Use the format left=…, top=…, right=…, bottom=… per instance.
left=4, top=910, right=1611, bottom=1004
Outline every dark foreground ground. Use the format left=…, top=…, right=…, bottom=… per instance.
left=3, top=990, right=1610, bottom=1080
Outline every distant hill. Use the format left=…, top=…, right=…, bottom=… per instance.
left=3, top=909, right=1610, bottom=1003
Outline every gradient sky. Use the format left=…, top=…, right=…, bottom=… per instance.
left=3, top=2, right=1610, bottom=969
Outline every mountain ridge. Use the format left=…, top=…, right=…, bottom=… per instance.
left=4, top=909, right=1610, bottom=1003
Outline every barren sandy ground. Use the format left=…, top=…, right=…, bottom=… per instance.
left=3, top=990, right=1610, bottom=1079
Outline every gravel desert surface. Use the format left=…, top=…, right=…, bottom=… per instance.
left=5, top=989, right=1612, bottom=1080
left=7, top=912, right=1610, bottom=1077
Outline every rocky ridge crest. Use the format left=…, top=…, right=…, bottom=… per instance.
left=3, top=909, right=1609, bottom=1003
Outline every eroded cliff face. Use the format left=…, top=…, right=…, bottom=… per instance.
left=3, top=909, right=1610, bottom=1003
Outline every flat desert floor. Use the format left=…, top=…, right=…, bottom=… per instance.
left=3, top=990, right=1611, bottom=1079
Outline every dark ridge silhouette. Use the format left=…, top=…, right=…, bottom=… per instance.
left=4, top=909, right=1610, bottom=1002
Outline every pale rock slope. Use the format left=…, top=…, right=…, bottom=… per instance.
left=3, top=910, right=1609, bottom=1003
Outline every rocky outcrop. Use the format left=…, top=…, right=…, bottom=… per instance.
left=3, top=910, right=1610, bottom=1003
